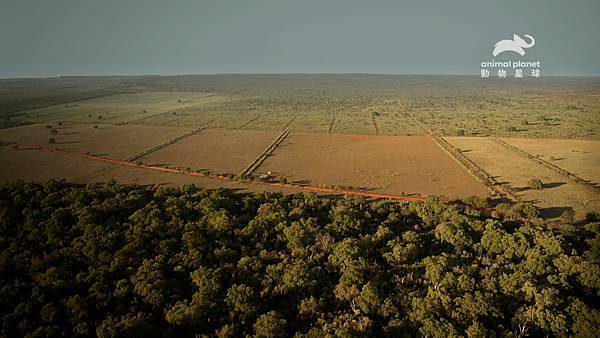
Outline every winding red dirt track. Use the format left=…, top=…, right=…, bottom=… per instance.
left=14, top=143, right=428, bottom=202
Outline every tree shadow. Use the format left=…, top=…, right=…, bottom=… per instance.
left=145, top=162, right=171, bottom=167
left=352, top=186, right=378, bottom=192
left=513, top=181, right=566, bottom=192
left=54, top=141, right=81, bottom=145
left=542, top=182, right=566, bottom=189
left=293, top=179, right=312, bottom=186
left=538, top=206, right=573, bottom=219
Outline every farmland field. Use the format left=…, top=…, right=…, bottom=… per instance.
left=445, top=136, right=600, bottom=218
left=0, top=74, right=598, bottom=220
left=500, top=137, right=600, bottom=185
left=0, top=147, right=112, bottom=183
left=0, top=123, right=192, bottom=160
left=256, top=133, right=489, bottom=198
left=140, top=129, right=280, bottom=175
left=8, top=92, right=222, bottom=125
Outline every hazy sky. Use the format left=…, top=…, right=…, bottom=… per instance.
left=1, top=0, right=599, bottom=77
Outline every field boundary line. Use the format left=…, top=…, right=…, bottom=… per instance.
left=13, top=143, right=428, bottom=202
left=126, top=110, right=179, bottom=124
left=328, top=116, right=336, bottom=133
left=125, top=116, right=221, bottom=161
left=165, top=115, right=188, bottom=125
left=282, top=116, right=297, bottom=131
left=125, top=127, right=201, bottom=161
left=237, top=114, right=263, bottom=129
left=492, top=138, right=599, bottom=192
left=406, top=112, right=518, bottom=202
left=240, top=130, right=290, bottom=177
left=125, top=99, right=217, bottom=124
left=372, top=113, right=379, bottom=135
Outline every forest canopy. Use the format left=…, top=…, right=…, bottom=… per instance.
left=0, top=180, right=599, bottom=337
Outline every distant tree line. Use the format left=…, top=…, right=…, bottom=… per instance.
left=0, top=180, right=598, bottom=337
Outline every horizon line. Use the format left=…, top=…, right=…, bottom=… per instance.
left=2, top=72, right=600, bottom=80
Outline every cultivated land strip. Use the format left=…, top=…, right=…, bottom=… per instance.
left=406, top=112, right=518, bottom=201
left=492, top=138, right=599, bottom=192
left=239, top=130, right=290, bottom=177
left=126, top=110, right=181, bottom=124
left=12, top=142, right=427, bottom=202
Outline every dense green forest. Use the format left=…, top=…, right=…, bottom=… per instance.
left=0, top=181, right=598, bottom=337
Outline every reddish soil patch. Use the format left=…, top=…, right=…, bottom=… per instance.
left=141, top=128, right=279, bottom=175
left=0, top=145, right=326, bottom=197
left=0, top=147, right=112, bottom=183
left=257, top=133, right=489, bottom=198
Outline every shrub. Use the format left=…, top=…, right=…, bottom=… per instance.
left=585, top=212, right=598, bottom=222
left=561, top=209, right=575, bottom=223
left=528, top=179, right=543, bottom=190
left=48, top=138, right=55, bottom=144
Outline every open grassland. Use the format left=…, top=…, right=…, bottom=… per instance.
left=445, top=136, right=600, bottom=218
left=7, top=92, right=222, bottom=125
left=500, top=137, right=600, bottom=186
left=2, top=75, right=598, bottom=138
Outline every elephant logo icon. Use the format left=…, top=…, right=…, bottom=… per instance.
left=492, top=34, right=535, bottom=57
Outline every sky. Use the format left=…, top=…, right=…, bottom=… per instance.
left=1, top=0, right=599, bottom=77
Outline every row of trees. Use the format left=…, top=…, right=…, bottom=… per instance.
left=0, top=180, right=598, bottom=337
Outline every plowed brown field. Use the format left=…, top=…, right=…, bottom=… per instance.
left=140, top=128, right=279, bottom=175
left=256, top=133, right=489, bottom=198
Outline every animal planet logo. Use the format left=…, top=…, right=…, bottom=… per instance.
left=492, top=34, right=535, bottom=56
left=480, top=33, right=541, bottom=78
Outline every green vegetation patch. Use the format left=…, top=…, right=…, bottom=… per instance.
left=0, top=181, right=599, bottom=337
